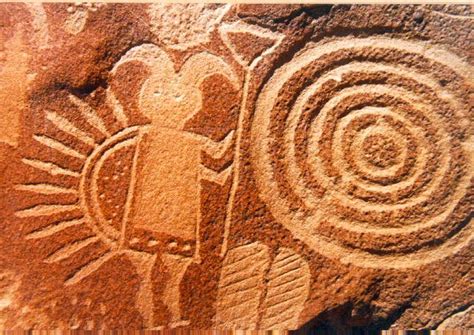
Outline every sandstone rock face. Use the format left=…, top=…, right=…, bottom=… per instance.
left=0, top=3, right=472, bottom=331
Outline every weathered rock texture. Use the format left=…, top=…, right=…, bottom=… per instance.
left=0, top=3, right=473, bottom=331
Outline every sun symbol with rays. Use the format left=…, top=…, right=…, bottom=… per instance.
left=14, top=89, right=196, bottom=327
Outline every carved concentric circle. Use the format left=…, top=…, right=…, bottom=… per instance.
left=251, top=37, right=474, bottom=268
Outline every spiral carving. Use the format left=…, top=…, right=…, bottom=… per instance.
left=251, top=37, right=473, bottom=268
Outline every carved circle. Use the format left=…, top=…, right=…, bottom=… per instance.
left=251, top=37, right=474, bottom=268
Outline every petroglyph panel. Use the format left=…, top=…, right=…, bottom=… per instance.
left=0, top=3, right=472, bottom=331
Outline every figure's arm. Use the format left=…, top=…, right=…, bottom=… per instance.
left=198, top=130, right=234, bottom=186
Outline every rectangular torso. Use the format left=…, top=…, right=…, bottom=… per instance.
left=131, top=127, right=201, bottom=240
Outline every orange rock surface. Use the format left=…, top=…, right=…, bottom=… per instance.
left=0, top=3, right=472, bottom=331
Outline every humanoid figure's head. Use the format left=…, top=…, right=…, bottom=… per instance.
left=112, top=44, right=238, bottom=131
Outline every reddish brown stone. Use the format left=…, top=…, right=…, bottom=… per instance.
left=0, top=3, right=472, bottom=331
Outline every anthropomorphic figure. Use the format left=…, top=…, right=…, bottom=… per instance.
left=111, top=44, right=239, bottom=326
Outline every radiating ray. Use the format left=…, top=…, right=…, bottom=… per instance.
left=33, top=135, right=86, bottom=160
left=65, top=251, right=114, bottom=286
left=21, top=158, right=80, bottom=178
left=106, top=88, right=129, bottom=128
left=45, top=236, right=100, bottom=263
left=69, top=94, right=111, bottom=137
left=46, top=111, right=96, bottom=146
left=15, top=183, right=77, bottom=195
left=26, top=217, right=85, bottom=239
left=15, top=204, right=80, bottom=218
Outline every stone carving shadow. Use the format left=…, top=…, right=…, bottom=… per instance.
left=290, top=302, right=409, bottom=335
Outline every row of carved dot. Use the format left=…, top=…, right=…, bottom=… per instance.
left=129, top=237, right=193, bottom=252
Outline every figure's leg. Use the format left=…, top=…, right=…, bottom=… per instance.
left=161, top=253, right=193, bottom=327
left=126, top=251, right=157, bottom=328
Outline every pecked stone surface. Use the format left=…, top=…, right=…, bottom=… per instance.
left=0, top=3, right=472, bottom=331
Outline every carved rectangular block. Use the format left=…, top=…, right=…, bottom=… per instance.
left=0, top=3, right=472, bottom=331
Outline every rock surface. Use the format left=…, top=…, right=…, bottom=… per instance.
left=0, top=3, right=472, bottom=331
